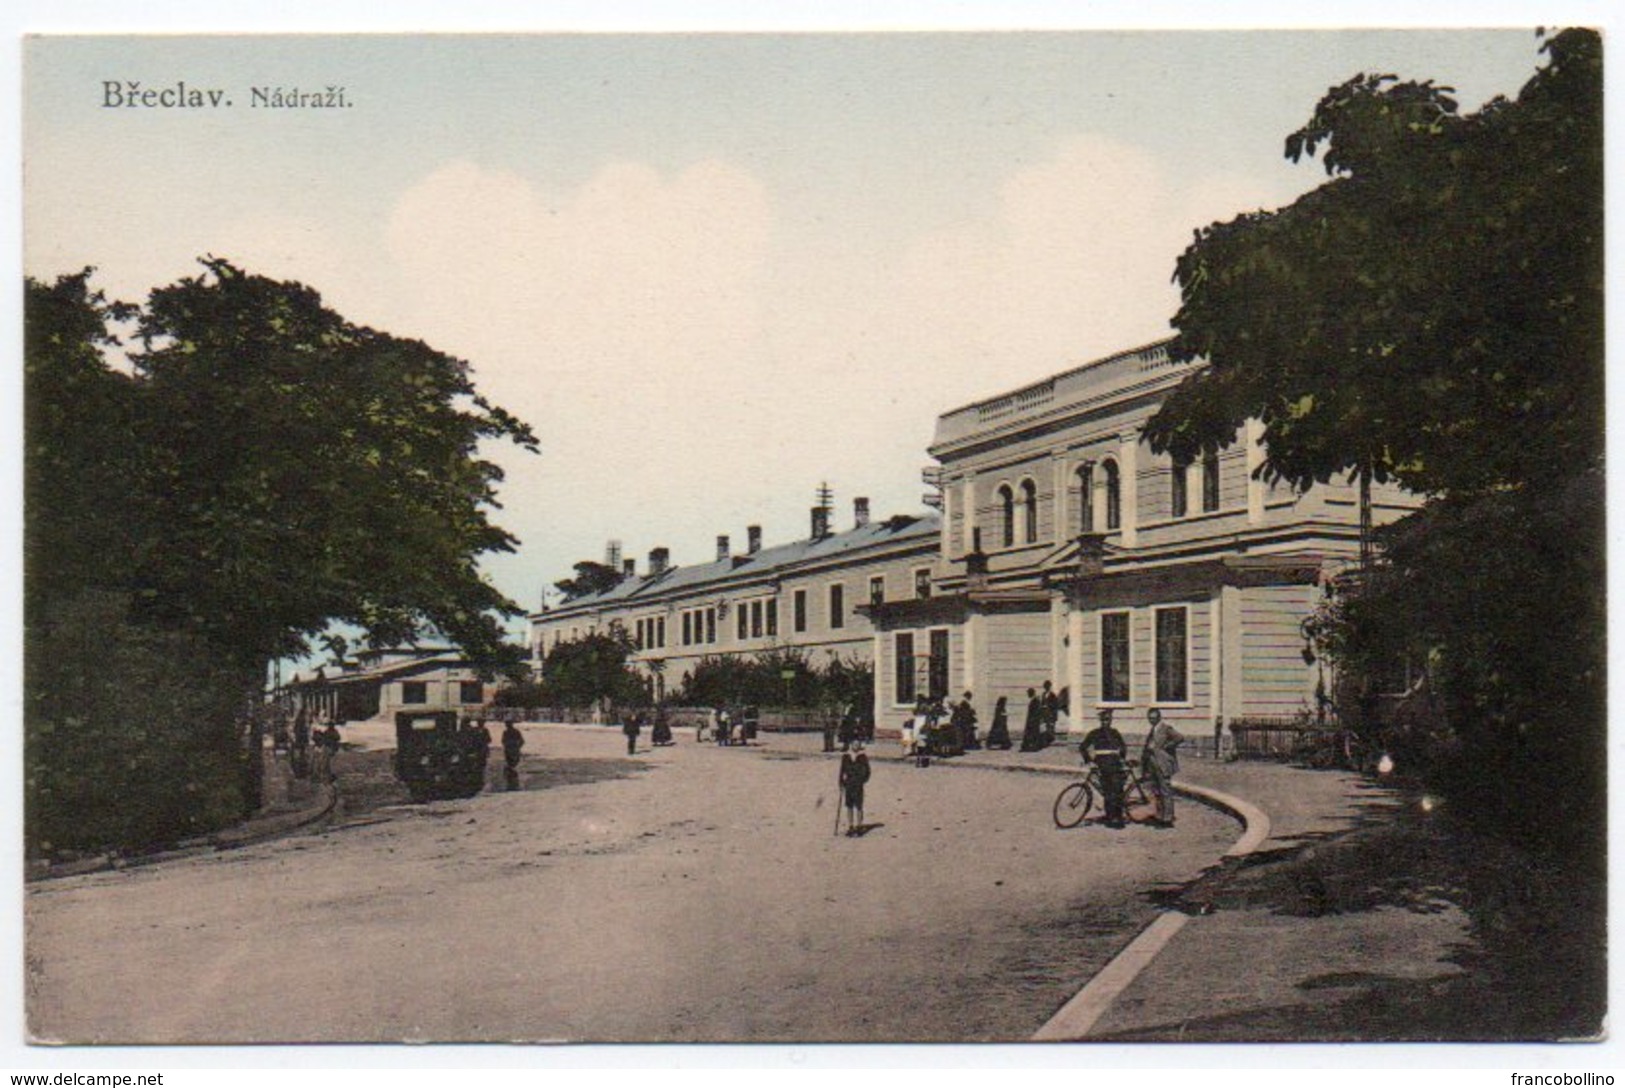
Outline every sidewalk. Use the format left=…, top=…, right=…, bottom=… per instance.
left=1075, top=761, right=1476, bottom=1041
left=27, top=747, right=337, bottom=882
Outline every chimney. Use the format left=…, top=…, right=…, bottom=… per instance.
left=622, top=558, right=636, bottom=579
left=854, top=497, right=871, bottom=529
left=716, top=534, right=731, bottom=562
left=747, top=525, right=762, bottom=554
left=811, top=506, right=830, bottom=541
left=648, top=547, right=670, bottom=576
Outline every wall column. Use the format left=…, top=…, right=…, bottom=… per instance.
left=1220, top=583, right=1246, bottom=722
left=1120, top=433, right=1139, bottom=548
left=961, top=473, right=977, bottom=556
left=1246, top=418, right=1266, bottom=525
left=1067, top=604, right=1085, bottom=731
left=1051, top=454, right=1068, bottom=543
left=871, top=629, right=886, bottom=729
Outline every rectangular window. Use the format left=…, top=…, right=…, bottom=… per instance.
left=682, top=612, right=692, bottom=646
left=869, top=575, right=885, bottom=606
left=1154, top=607, right=1189, bottom=703
left=401, top=681, right=428, bottom=705
left=738, top=605, right=748, bottom=640
left=751, top=599, right=763, bottom=638
left=766, top=599, right=778, bottom=637
left=706, top=608, right=716, bottom=644
left=793, top=589, right=807, bottom=633
left=895, top=632, right=916, bottom=704
left=829, top=584, right=845, bottom=629
left=1171, top=459, right=1189, bottom=518
left=460, top=680, right=483, bottom=704
left=928, top=628, right=950, bottom=700
left=914, top=568, right=932, bottom=600
left=1100, top=611, right=1131, bottom=704
left=656, top=617, right=665, bottom=648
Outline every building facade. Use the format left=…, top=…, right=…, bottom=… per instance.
left=274, top=646, right=493, bottom=723
left=528, top=502, right=942, bottom=700
left=864, top=340, right=1416, bottom=738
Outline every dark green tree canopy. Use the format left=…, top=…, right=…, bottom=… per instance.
left=1145, top=29, right=1601, bottom=497
left=554, top=561, right=624, bottom=602
left=31, top=259, right=539, bottom=676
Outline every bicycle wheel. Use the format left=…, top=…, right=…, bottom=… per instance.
left=1053, top=780, right=1094, bottom=828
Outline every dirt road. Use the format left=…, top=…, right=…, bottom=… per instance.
left=27, top=726, right=1236, bottom=1043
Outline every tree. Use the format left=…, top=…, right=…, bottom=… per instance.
left=1144, top=29, right=1601, bottom=499
left=538, top=630, right=644, bottom=709
left=554, top=561, right=624, bottom=602
left=130, top=258, right=539, bottom=677
left=24, top=260, right=540, bottom=851
left=1140, top=30, right=1602, bottom=858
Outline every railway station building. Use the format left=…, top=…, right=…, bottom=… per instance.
left=529, top=339, right=1416, bottom=736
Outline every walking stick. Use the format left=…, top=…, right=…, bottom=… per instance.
left=834, top=791, right=844, bottom=837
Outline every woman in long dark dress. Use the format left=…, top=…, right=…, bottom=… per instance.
left=985, top=696, right=1012, bottom=749
left=1019, top=688, right=1046, bottom=751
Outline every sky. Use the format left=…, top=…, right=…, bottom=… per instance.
left=23, top=25, right=1556, bottom=635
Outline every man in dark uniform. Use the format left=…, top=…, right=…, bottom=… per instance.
left=1080, top=708, right=1129, bottom=829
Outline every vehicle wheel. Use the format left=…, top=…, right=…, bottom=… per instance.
left=1053, top=781, right=1094, bottom=829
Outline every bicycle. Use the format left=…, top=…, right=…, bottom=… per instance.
left=1052, top=759, right=1151, bottom=828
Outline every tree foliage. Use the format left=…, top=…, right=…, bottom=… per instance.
left=24, top=261, right=539, bottom=853
left=1141, top=31, right=1603, bottom=860
left=676, top=648, right=873, bottom=710
left=1145, top=29, right=1602, bottom=497
left=131, top=258, right=539, bottom=674
left=537, top=629, right=645, bottom=709
left=554, top=561, right=623, bottom=602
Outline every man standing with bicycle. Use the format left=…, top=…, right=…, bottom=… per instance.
left=1080, top=708, right=1129, bottom=829
left=1142, top=708, right=1185, bottom=829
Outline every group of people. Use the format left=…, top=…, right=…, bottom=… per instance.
left=1019, top=681, right=1064, bottom=752
left=621, top=706, right=676, bottom=754
left=461, top=717, right=530, bottom=790
left=698, top=705, right=759, bottom=748
left=281, top=709, right=343, bottom=782
left=1079, top=706, right=1185, bottom=829
left=901, top=693, right=983, bottom=764
left=897, top=679, right=1068, bottom=765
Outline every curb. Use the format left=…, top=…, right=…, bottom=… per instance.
left=1031, top=775, right=1270, bottom=1041
left=26, top=780, right=339, bottom=884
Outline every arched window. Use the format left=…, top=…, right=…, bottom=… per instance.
left=1021, top=479, right=1039, bottom=544
left=1103, top=460, right=1122, bottom=531
left=998, top=484, right=1015, bottom=547
left=1077, top=463, right=1095, bottom=533
left=1202, top=452, right=1221, bottom=513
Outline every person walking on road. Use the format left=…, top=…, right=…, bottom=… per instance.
left=1019, top=688, right=1046, bottom=752
left=1080, top=708, right=1129, bottom=829
left=1040, top=680, right=1060, bottom=746
left=501, top=722, right=525, bottom=789
left=623, top=711, right=642, bottom=755
left=838, top=742, right=871, bottom=836
left=951, top=691, right=980, bottom=751
left=1141, top=708, right=1186, bottom=828
left=985, top=696, right=1012, bottom=749
left=313, top=718, right=341, bottom=783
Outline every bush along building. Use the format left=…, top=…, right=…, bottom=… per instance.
left=863, top=339, right=1417, bottom=745
left=530, top=339, right=1416, bottom=741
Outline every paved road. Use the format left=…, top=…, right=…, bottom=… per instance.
left=27, top=726, right=1236, bottom=1044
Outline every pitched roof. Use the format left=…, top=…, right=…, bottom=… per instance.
left=537, top=512, right=940, bottom=617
